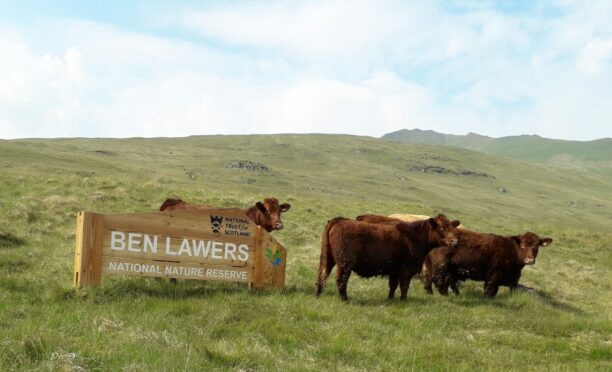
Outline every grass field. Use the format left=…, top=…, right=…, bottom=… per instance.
left=0, top=134, right=611, bottom=370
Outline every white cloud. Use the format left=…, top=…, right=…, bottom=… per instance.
left=180, top=0, right=412, bottom=62
left=576, top=38, right=612, bottom=76
left=1, top=2, right=612, bottom=140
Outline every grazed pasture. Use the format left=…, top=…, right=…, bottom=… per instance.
left=0, top=135, right=610, bottom=370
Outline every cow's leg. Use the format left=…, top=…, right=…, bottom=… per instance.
left=508, top=279, right=520, bottom=293
left=432, top=269, right=448, bottom=295
left=450, top=279, right=460, bottom=295
left=423, top=279, right=433, bottom=295
left=484, top=273, right=500, bottom=298
left=437, top=281, right=449, bottom=296
left=315, top=256, right=336, bottom=297
left=388, top=273, right=399, bottom=299
left=399, top=269, right=415, bottom=301
left=508, top=274, right=521, bottom=292
left=421, top=271, right=433, bottom=295
left=335, top=266, right=352, bottom=301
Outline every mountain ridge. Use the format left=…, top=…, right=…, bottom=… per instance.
left=382, top=129, right=612, bottom=163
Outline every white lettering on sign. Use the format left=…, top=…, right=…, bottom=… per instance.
left=108, top=231, right=251, bottom=262
left=111, top=231, right=126, bottom=251
left=106, top=261, right=248, bottom=280
left=106, top=261, right=249, bottom=281
left=108, top=261, right=163, bottom=274
left=165, top=236, right=177, bottom=256
left=192, top=240, right=212, bottom=257
left=206, top=268, right=248, bottom=280
left=178, top=239, right=192, bottom=256
left=128, top=233, right=141, bottom=252
left=212, top=241, right=223, bottom=259
left=143, top=234, right=157, bottom=254
left=225, top=243, right=237, bottom=260
left=237, top=244, right=248, bottom=261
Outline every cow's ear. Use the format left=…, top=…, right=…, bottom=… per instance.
left=451, top=220, right=461, bottom=228
left=256, top=202, right=267, bottom=212
left=540, top=238, right=553, bottom=246
left=428, top=218, right=438, bottom=229
left=280, top=203, right=291, bottom=212
left=511, top=236, right=522, bottom=245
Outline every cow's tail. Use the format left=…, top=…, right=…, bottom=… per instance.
left=315, top=217, right=346, bottom=297
left=159, top=198, right=184, bottom=211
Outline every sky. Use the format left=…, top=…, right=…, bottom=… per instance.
left=0, top=0, right=611, bottom=140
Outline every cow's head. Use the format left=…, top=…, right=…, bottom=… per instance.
left=427, top=214, right=461, bottom=247
left=512, top=232, right=553, bottom=265
left=256, top=198, right=291, bottom=232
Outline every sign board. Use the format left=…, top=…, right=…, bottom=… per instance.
left=73, top=209, right=286, bottom=289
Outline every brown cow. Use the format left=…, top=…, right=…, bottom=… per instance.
left=357, top=214, right=465, bottom=229
left=159, top=197, right=291, bottom=232
left=422, top=229, right=553, bottom=297
left=315, top=214, right=460, bottom=301
left=355, top=214, right=401, bottom=223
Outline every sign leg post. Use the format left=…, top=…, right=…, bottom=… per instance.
left=74, top=212, right=103, bottom=288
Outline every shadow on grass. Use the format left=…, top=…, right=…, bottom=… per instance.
left=346, top=296, right=430, bottom=307
left=443, top=284, right=585, bottom=315
left=527, top=289, right=585, bottom=315
left=308, top=286, right=431, bottom=306
left=0, top=232, right=26, bottom=249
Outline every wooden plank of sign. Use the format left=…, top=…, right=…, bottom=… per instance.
left=103, top=209, right=257, bottom=240
left=73, top=211, right=105, bottom=288
left=250, top=226, right=264, bottom=289
left=261, top=228, right=287, bottom=289
left=91, top=213, right=105, bottom=284
left=100, top=232, right=255, bottom=267
left=101, top=256, right=251, bottom=282
left=73, top=212, right=89, bottom=287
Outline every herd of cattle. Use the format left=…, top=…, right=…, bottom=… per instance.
left=160, top=197, right=553, bottom=301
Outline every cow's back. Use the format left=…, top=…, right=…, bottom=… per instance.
left=160, top=199, right=212, bottom=211
left=388, top=214, right=430, bottom=223
left=450, top=230, right=517, bottom=280
left=329, top=220, right=405, bottom=278
left=390, top=214, right=465, bottom=229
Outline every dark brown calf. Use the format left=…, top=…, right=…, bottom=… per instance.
left=315, top=214, right=460, bottom=301
left=159, top=197, right=291, bottom=232
left=421, top=246, right=458, bottom=295
left=422, top=229, right=552, bottom=297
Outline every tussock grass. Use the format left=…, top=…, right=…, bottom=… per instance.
left=0, top=135, right=610, bottom=370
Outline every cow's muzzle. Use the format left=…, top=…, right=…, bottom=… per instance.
left=275, top=222, right=284, bottom=230
left=524, top=258, right=535, bottom=265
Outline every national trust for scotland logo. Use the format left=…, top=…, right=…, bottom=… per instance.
left=210, top=215, right=223, bottom=234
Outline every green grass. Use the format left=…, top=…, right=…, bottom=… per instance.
left=0, top=134, right=611, bottom=370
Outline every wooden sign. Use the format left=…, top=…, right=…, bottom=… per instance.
left=73, top=209, right=286, bottom=289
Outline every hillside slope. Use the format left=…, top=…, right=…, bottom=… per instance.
left=0, top=135, right=610, bottom=370
left=382, top=128, right=612, bottom=164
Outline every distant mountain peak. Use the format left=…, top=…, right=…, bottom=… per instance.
left=382, top=128, right=612, bottom=163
